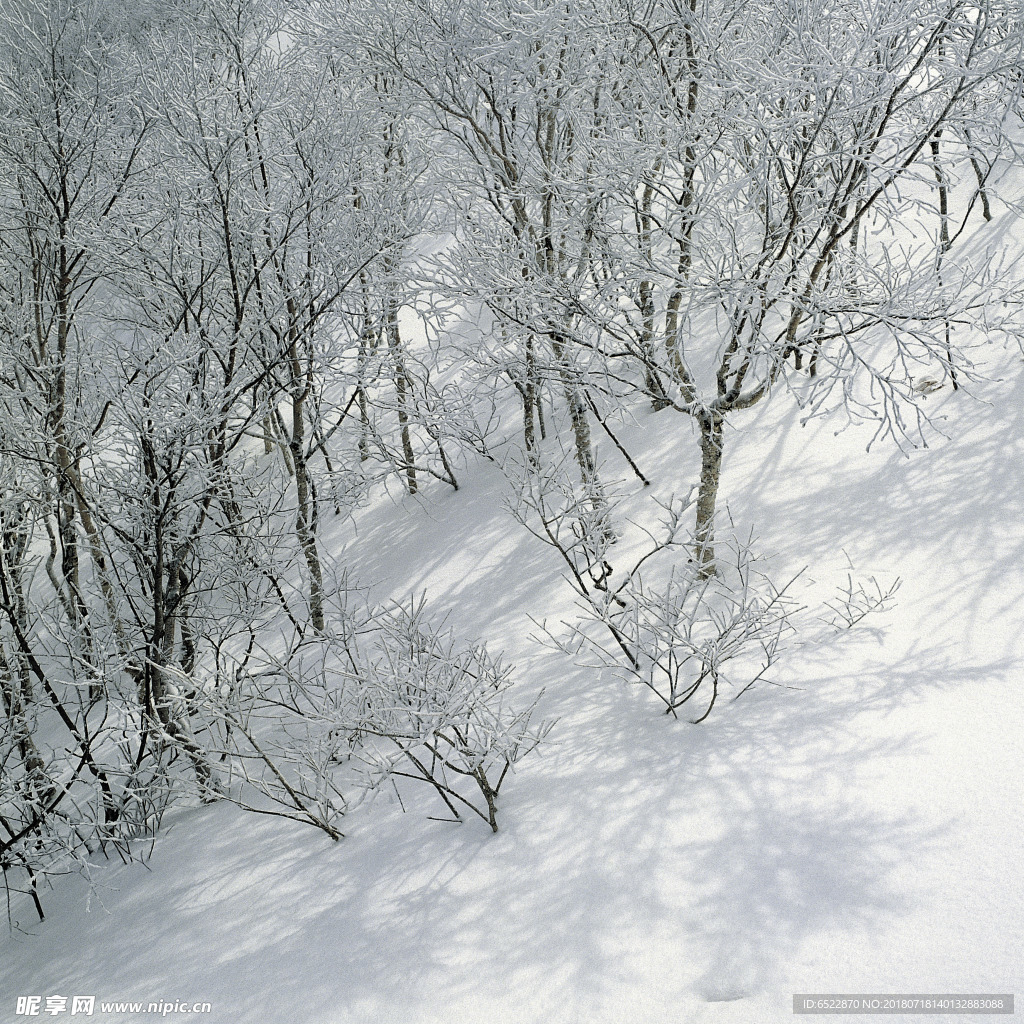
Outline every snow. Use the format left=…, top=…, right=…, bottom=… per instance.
left=2, top=357, right=1022, bottom=1023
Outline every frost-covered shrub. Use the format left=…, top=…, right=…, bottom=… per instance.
left=522, top=489, right=898, bottom=723
left=190, top=597, right=550, bottom=838
left=566, top=538, right=802, bottom=720
left=356, top=599, right=552, bottom=833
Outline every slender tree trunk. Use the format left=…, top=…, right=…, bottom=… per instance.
left=522, top=381, right=537, bottom=462
left=355, top=273, right=377, bottom=465
left=177, top=569, right=197, bottom=675
left=0, top=644, right=50, bottom=801
left=520, top=332, right=540, bottom=467
left=385, top=290, right=418, bottom=495
left=47, top=249, right=101, bottom=700
left=527, top=336, right=547, bottom=442
left=549, top=330, right=611, bottom=535
left=965, top=132, right=993, bottom=223
left=272, top=407, right=296, bottom=475
left=0, top=518, right=34, bottom=702
left=930, top=131, right=958, bottom=391
left=637, top=181, right=671, bottom=411
left=287, top=330, right=326, bottom=634
left=694, top=411, right=724, bottom=578
left=54, top=454, right=101, bottom=701
left=147, top=519, right=219, bottom=801
left=356, top=385, right=371, bottom=463
left=66, top=464, right=131, bottom=660
left=566, top=384, right=611, bottom=531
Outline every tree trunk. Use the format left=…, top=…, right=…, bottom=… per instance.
left=147, top=519, right=219, bottom=802
left=566, top=385, right=613, bottom=537
left=0, top=643, right=50, bottom=801
left=522, top=333, right=538, bottom=466
left=929, top=131, right=959, bottom=391
left=385, top=292, right=418, bottom=495
left=549, top=331, right=612, bottom=537
left=287, top=334, right=326, bottom=634
left=694, top=412, right=724, bottom=578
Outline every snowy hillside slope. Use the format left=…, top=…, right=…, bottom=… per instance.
left=2, top=335, right=1022, bottom=1024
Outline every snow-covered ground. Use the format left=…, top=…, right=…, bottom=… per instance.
left=2, top=351, right=1022, bottom=1023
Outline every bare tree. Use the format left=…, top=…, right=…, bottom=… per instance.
left=562, top=0, right=1023, bottom=573
left=374, top=0, right=620, bottom=528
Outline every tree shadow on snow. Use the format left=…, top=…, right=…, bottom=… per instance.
left=5, top=372, right=1020, bottom=1022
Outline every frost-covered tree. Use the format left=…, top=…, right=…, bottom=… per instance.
left=566, top=0, right=1023, bottom=573
left=379, top=0, right=1022, bottom=574
left=370, top=0, right=622, bottom=527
